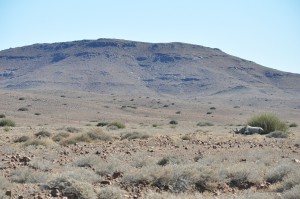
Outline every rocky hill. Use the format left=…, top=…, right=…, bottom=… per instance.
left=0, top=39, right=299, bottom=98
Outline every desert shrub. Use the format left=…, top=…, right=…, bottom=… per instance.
left=266, top=131, right=289, bottom=138
left=181, top=134, right=192, bottom=140
left=95, top=158, right=126, bottom=176
left=61, top=134, right=91, bottom=145
left=108, top=121, right=125, bottom=129
left=169, top=120, right=178, bottom=125
left=157, top=156, right=184, bottom=166
left=18, top=107, right=28, bottom=111
left=282, top=184, right=300, bottom=199
left=121, top=132, right=150, bottom=140
left=197, top=122, right=214, bottom=127
left=276, top=171, right=300, bottom=193
left=289, top=122, right=298, bottom=127
left=47, top=177, right=96, bottom=199
left=247, top=113, right=288, bottom=134
left=34, top=112, right=41, bottom=116
left=73, top=155, right=100, bottom=168
left=28, top=158, right=52, bottom=171
left=87, top=129, right=112, bottom=141
left=18, top=97, right=25, bottom=100
left=210, top=107, right=216, bottom=110
left=52, top=132, right=70, bottom=142
left=131, top=153, right=157, bottom=168
left=14, top=135, right=30, bottom=143
left=23, top=139, right=48, bottom=147
left=97, top=186, right=124, bottom=199
left=265, top=164, right=292, bottom=183
left=0, top=119, right=15, bottom=127
left=10, top=167, right=47, bottom=183
left=66, top=127, right=80, bottom=133
left=35, top=130, right=52, bottom=138
left=234, top=106, right=240, bottom=108
left=60, top=167, right=99, bottom=183
left=206, top=112, right=212, bottom=115
left=0, top=114, right=5, bottom=118
left=97, top=122, right=109, bottom=127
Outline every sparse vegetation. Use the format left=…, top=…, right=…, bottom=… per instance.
left=66, top=127, right=80, bottom=133
left=97, top=186, right=124, bottom=199
left=87, top=129, right=112, bottom=141
left=289, top=122, right=298, bottom=127
left=61, top=134, right=91, bottom=145
left=0, top=114, right=5, bottom=118
left=34, top=112, right=41, bottom=115
left=52, top=132, right=70, bottom=142
left=35, top=130, right=52, bottom=138
left=169, top=120, right=178, bottom=125
left=97, top=122, right=109, bottom=127
left=108, top=121, right=126, bottom=129
left=18, top=107, right=29, bottom=111
left=197, top=122, right=214, bottom=127
left=23, top=139, right=49, bottom=147
left=19, top=97, right=26, bottom=100
left=266, top=131, right=289, bottom=138
left=121, top=132, right=150, bottom=140
left=206, top=112, right=212, bottom=115
left=247, top=113, right=288, bottom=134
left=210, top=107, right=216, bottom=110
left=14, top=135, right=30, bottom=143
left=10, top=168, right=47, bottom=183
left=0, top=118, right=16, bottom=127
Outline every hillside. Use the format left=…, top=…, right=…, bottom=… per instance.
left=0, top=39, right=299, bottom=98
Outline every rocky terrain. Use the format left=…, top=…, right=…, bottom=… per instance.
left=0, top=39, right=299, bottom=198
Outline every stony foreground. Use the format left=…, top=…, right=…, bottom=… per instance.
left=0, top=126, right=299, bottom=199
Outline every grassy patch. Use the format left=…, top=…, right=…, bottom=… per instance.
left=247, top=113, right=288, bottom=134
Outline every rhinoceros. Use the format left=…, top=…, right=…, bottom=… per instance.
left=234, top=125, right=264, bottom=135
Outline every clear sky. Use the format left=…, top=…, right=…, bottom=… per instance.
left=1, top=0, right=300, bottom=73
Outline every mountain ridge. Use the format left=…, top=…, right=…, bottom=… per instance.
left=0, top=38, right=299, bottom=98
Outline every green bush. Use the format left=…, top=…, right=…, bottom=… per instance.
left=266, top=131, right=289, bottom=138
left=0, top=119, right=16, bottom=127
left=35, top=130, right=52, bottom=138
left=247, top=113, right=288, bottom=134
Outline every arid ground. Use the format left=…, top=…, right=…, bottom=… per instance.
left=0, top=89, right=299, bottom=199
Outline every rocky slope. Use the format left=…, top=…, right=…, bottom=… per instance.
left=0, top=39, right=299, bottom=98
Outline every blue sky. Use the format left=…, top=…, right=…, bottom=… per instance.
left=1, top=0, right=300, bottom=73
